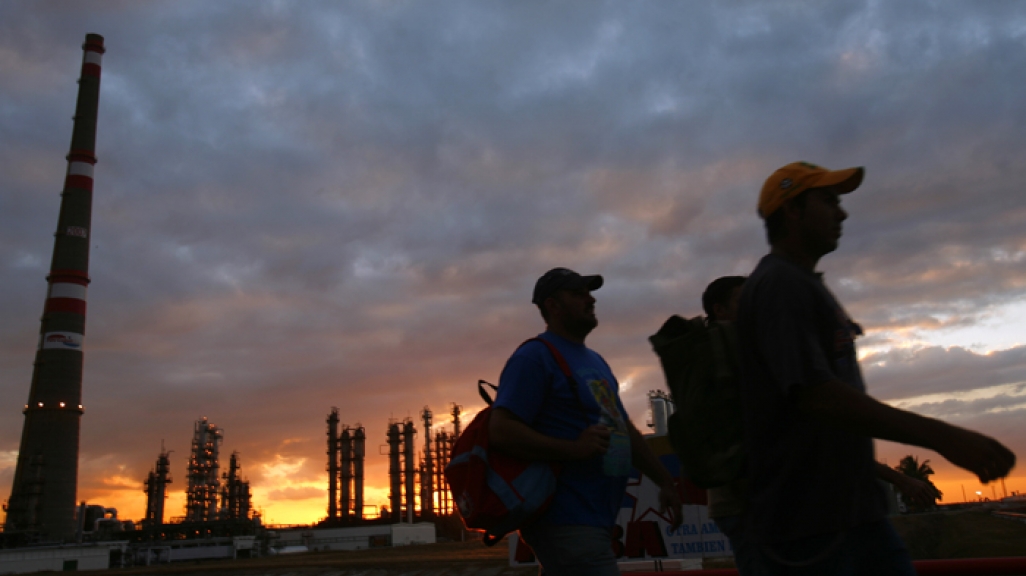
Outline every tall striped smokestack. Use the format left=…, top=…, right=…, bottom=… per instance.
left=5, top=33, right=104, bottom=541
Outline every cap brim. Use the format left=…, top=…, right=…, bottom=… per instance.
left=817, top=166, right=864, bottom=194
left=566, top=274, right=603, bottom=292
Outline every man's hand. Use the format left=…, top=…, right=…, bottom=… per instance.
left=891, top=474, right=941, bottom=509
left=876, top=462, right=941, bottom=509
left=571, top=424, right=611, bottom=460
left=935, top=426, right=1016, bottom=484
left=658, top=481, right=684, bottom=530
left=794, top=378, right=1016, bottom=484
left=624, top=420, right=683, bottom=529
left=490, top=408, right=609, bottom=462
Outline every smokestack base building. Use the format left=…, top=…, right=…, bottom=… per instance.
left=5, top=33, right=105, bottom=543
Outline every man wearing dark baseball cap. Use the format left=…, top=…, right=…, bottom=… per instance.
left=735, top=162, right=1015, bottom=575
left=531, top=267, right=604, bottom=307
left=490, top=267, right=682, bottom=575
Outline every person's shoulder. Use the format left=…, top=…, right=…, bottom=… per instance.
left=584, top=345, right=611, bottom=369
left=749, top=254, right=815, bottom=295
left=498, top=337, right=554, bottom=391
left=751, top=253, right=802, bottom=277
left=508, top=335, right=554, bottom=362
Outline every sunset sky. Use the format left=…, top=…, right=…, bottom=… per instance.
left=2, top=2, right=1025, bottom=526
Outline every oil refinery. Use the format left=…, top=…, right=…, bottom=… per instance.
left=0, top=34, right=436, bottom=572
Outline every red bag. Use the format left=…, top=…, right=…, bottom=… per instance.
left=444, top=338, right=580, bottom=546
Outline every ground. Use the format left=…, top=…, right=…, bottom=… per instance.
left=70, top=510, right=1026, bottom=575
left=892, top=509, right=1026, bottom=560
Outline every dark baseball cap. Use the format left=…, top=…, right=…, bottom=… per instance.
left=531, top=267, right=604, bottom=305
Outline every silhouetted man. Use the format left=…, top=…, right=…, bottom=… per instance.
left=697, top=276, right=754, bottom=570
left=490, top=267, right=682, bottom=576
left=737, top=162, right=1015, bottom=575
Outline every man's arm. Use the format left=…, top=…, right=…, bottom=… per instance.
left=627, top=420, right=683, bottom=529
left=794, top=379, right=1016, bottom=483
left=489, top=407, right=610, bottom=462
left=874, top=462, right=907, bottom=486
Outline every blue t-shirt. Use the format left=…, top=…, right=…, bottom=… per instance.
left=493, top=331, right=632, bottom=528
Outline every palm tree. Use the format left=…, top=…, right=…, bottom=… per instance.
left=894, top=455, right=943, bottom=512
left=896, top=455, right=934, bottom=481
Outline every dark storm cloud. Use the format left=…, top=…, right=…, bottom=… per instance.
left=2, top=1, right=1025, bottom=518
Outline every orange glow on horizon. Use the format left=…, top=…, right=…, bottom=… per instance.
left=931, top=472, right=1026, bottom=505
left=80, top=469, right=1026, bottom=528
left=78, top=481, right=396, bottom=526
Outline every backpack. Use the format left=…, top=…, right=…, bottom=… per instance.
left=649, top=315, right=745, bottom=489
left=444, top=337, right=580, bottom=546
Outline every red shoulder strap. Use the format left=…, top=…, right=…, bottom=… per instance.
left=522, top=337, right=573, bottom=379
left=521, top=337, right=586, bottom=408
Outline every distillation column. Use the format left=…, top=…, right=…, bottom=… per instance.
left=352, top=426, right=365, bottom=520
left=438, top=404, right=461, bottom=516
left=143, top=447, right=172, bottom=527
left=340, top=427, right=352, bottom=521
left=387, top=423, right=401, bottom=522
left=326, top=409, right=339, bottom=521
left=420, top=407, right=434, bottom=518
left=402, top=420, right=416, bottom=522
left=5, top=34, right=105, bottom=541
left=219, top=452, right=250, bottom=520
left=434, top=430, right=450, bottom=515
left=184, top=418, right=222, bottom=522
left=451, top=404, right=463, bottom=440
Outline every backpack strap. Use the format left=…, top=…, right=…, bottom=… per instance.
left=478, top=380, right=498, bottom=406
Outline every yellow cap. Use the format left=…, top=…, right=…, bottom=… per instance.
left=758, top=162, right=864, bottom=218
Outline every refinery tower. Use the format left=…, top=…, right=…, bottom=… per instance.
left=4, top=34, right=105, bottom=541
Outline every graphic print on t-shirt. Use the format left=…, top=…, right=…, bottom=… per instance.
left=583, top=370, right=631, bottom=477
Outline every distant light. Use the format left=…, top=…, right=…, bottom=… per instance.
left=38, top=402, right=43, bottom=407
left=59, top=402, right=66, bottom=408
left=976, top=491, right=983, bottom=496
left=78, top=404, right=84, bottom=409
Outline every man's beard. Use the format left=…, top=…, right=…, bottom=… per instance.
left=566, top=314, right=598, bottom=339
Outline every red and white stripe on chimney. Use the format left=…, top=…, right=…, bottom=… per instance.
left=38, top=36, right=104, bottom=352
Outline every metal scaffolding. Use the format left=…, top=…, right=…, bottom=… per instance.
left=143, top=446, right=172, bottom=527
left=184, top=418, right=222, bottom=522
left=352, top=426, right=365, bottom=519
left=326, top=408, right=339, bottom=520
left=403, top=420, right=416, bottom=523
left=387, top=422, right=401, bottom=522
left=219, top=452, right=251, bottom=520
left=433, top=430, right=453, bottom=515
left=324, top=410, right=365, bottom=523
left=420, top=407, right=434, bottom=518
left=324, top=405, right=463, bottom=523
left=450, top=403, right=463, bottom=440
left=340, top=427, right=351, bottom=521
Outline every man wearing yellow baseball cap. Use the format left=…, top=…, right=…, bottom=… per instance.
left=757, top=161, right=864, bottom=219
left=733, top=162, right=1016, bottom=575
